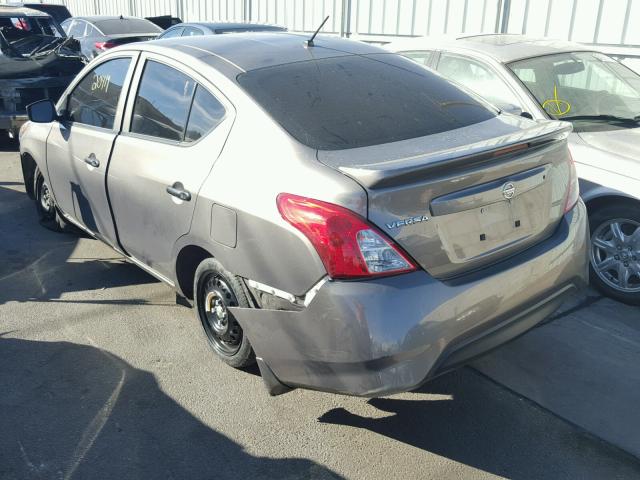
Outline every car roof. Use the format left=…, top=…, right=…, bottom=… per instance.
left=72, top=15, right=153, bottom=23
left=176, top=22, right=286, bottom=31
left=144, top=32, right=384, bottom=78
left=0, top=4, right=50, bottom=17
left=390, top=34, right=593, bottom=63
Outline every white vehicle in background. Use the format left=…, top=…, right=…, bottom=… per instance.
left=389, top=34, right=640, bottom=306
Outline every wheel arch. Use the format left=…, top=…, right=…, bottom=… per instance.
left=584, top=192, right=640, bottom=216
left=20, top=152, right=38, bottom=200
left=175, top=244, right=214, bottom=300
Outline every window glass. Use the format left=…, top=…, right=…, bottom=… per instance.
left=67, top=57, right=131, bottom=129
left=67, top=19, right=86, bottom=37
left=185, top=86, right=226, bottom=142
left=182, top=26, right=203, bottom=36
left=130, top=61, right=196, bottom=141
left=159, top=26, right=183, bottom=38
left=84, top=24, right=98, bottom=37
left=0, top=15, right=63, bottom=39
left=437, top=53, right=522, bottom=109
left=60, top=18, right=72, bottom=34
left=237, top=53, right=495, bottom=150
left=509, top=52, right=640, bottom=127
left=400, top=50, right=434, bottom=67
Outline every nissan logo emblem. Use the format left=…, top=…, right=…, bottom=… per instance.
left=502, top=182, right=516, bottom=200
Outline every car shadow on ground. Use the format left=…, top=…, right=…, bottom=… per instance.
left=0, top=337, right=343, bottom=480
left=318, top=368, right=640, bottom=479
left=0, top=183, right=159, bottom=305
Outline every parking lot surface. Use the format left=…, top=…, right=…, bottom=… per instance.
left=2, top=141, right=639, bottom=480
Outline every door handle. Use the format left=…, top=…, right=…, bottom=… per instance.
left=84, top=153, right=100, bottom=168
left=166, top=182, right=191, bottom=201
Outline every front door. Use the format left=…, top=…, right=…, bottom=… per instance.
left=46, top=55, right=136, bottom=247
left=107, top=54, right=233, bottom=277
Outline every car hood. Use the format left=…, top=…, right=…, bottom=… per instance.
left=578, top=128, right=640, bottom=162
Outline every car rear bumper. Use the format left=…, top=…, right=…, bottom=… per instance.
left=230, top=200, right=589, bottom=397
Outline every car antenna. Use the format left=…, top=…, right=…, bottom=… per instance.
left=305, top=16, right=329, bottom=47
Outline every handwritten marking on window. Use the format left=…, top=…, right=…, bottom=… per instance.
left=542, top=84, right=571, bottom=116
left=91, top=74, right=111, bottom=94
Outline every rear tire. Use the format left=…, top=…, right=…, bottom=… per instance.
left=193, top=258, right=255, bottom=368
left=588, top=202, right=640, bottom=306
left=33, top=167, right=74, bottom=233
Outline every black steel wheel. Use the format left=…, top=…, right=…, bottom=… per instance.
left=194, top=258, right=255, bottom=367
left=33, top=166, right=73, bottom=233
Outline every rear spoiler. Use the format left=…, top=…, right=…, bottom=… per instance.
left=338, top=121, right=572, bottom=190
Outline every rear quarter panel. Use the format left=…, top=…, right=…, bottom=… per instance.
left=173, top=83, right=367, bottom=297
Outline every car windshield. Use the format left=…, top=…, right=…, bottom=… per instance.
left=509, top=51, right=640, bottom=132
left=237, top=53, right=496, bottom=150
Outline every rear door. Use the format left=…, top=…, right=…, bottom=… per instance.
left=46, top=53, right=137, bottom=247
left=107, top=53, right=233, bottom=277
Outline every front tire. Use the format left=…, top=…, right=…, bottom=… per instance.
left=194, top=258, right=255, bottom=368
left=33, top=167, right=73, bottom=233
left=589, top=203, right=640, bottom=306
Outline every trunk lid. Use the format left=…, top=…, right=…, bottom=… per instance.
left=107, top=34, right=159, bottom=46
left=318, top=117, right=573, bottom=278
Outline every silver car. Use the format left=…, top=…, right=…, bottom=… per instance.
left=19, top=33, right=588, bottom=397
left=390, top=34, right=640, bottom=305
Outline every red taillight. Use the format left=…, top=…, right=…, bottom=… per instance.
left=94, top=41, right=116, bottom=51
left=563, top=149, right=580, bottom=213
left=277, top=193, right=418, bottom=279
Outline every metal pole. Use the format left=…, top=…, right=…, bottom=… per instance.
left=410, top=0, right=416, bottom=35
left=444, top=0, right=449, bottom=34
left=544, top=0, right=553, bottom=36
left=568, top=0, right=578, bottom=40
left=500, top=0, right=511, bottom=34
left=593, top=0, right=604, bottom=43
left=622, top=0, right=633, bottom=44
left=345, top=0, right=352, bottom=37
left=481, top=0, right=487, bottom=31
left=462, top=0, right=468, bottom=33
left=522, top=0, right=529, bottom=34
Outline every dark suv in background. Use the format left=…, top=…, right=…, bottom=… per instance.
left=0, top=5, right=84, bottom=139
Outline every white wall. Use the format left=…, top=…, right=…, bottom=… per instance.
left=24, top=0, right=640, bottom=46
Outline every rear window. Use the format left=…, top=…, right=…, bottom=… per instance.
left=0, top=15, right=63, bottom=40
left=237, top=53, right=495, bottom=150
left=94, top=18, right=161, bottom=35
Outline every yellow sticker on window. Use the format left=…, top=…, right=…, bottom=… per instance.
left=542, top=85, right=571, bottom=116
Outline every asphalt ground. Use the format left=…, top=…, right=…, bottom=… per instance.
left=2, top=139, right=639, bottom=480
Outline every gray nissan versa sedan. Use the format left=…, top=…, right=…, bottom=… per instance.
left=19, top=33, right=588, bottom=397
left=390, top=35, right=640, bottom=305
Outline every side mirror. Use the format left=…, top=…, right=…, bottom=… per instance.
left=26, top=99, right=58, bottom=123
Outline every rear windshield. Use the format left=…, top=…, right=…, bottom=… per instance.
left=237, top=53, right=495, bottom=150
left=0, top=15, right=63, bottom=40
left=94, top=18, right=161, bottom=35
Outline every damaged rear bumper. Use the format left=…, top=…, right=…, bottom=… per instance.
left=230, top=201, right=589, bottom=397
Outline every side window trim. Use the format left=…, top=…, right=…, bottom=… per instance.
left=121, top=52, right=233, bottom=146
left=61, top=52, right=140, bottom=133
